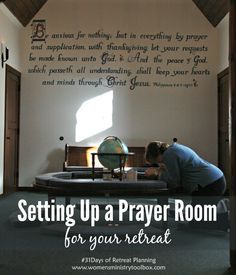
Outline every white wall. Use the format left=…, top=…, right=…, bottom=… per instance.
left=19, top=0, right=218, bottom=187
left=0, top=4, right=22, bottom=194
left=217, top=13, right=229, bottom=73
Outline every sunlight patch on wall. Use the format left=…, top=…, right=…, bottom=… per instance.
left=75, top=90, right=113, bottom=142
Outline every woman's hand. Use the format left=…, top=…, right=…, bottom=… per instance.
left=145, top=167, right=159, bottom=178
left=145, top=164, right=167, bottom=178
left=158, top=163, right=167, bottom=173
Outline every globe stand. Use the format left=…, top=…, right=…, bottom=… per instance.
left=91, top=152, right=135, bottom=181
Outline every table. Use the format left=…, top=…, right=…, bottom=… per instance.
left=34, top=171, right=170, bottom=229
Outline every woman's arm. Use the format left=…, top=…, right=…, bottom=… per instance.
left=160, top=153, right=181, bottom=188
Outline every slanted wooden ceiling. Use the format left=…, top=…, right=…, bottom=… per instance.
left=0, top=0, right=229, bottom=27
left=192, top=0, right=229, bottom=27
left=1, top=0, right=48, bottom=27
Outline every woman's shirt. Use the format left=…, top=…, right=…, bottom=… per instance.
left=159, top=143, right=224, bottom=194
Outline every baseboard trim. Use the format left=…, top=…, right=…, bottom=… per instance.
left=17, top=186, right=36, bottom=192
left=17, top=186, right=48, bottom=194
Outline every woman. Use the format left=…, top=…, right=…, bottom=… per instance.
left=145, top=140, right=227, bottom=230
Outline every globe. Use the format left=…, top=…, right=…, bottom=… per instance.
left=97, top=136, right=129, bottom=170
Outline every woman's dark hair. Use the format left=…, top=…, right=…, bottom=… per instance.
left=145, top=141, right=169, bottom=164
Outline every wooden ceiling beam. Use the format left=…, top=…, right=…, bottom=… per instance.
left=3, top=0, right=47, bottom=27
left=192, top=0, right=229, bottom=27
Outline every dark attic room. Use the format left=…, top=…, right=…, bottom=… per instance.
left=0, top=0, right=235, bottom=274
